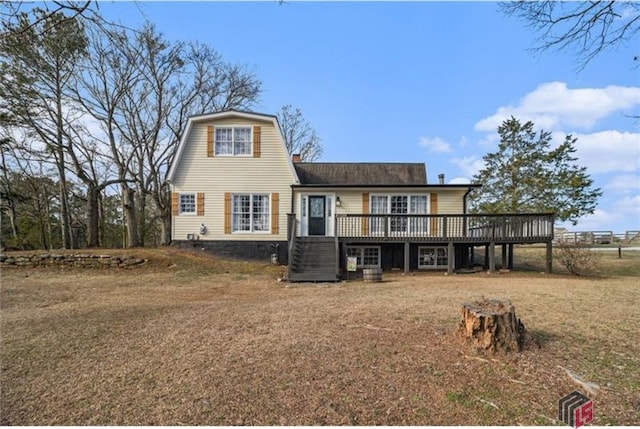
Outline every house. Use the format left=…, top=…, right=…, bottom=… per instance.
left=167, top=110, right=555, bottom=281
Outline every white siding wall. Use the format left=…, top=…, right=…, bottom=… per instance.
left=171, top=117, right=296, bottom=241
left=437, top=189, right=467, bottom=213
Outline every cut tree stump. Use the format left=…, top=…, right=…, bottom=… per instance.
left=458, top=298, right=525, bottom=354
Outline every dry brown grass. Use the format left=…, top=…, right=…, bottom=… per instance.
left=1, top=248, right=639, bottom=425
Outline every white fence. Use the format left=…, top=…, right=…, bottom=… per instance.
left=554, top=230, right=640, bottom=245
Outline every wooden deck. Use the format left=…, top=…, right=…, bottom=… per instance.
left=335, top=213, right=554, bottom=244
left=287, top=213, right=555, bottom=281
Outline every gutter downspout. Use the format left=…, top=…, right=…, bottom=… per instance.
left=463, top=186, right=474, bottom=214
left=290, top=184, right=295, bottom=215
left=462, top=185, right=475, bottom=267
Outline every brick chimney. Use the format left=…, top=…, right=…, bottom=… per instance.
left=438, top=173, right=445, bottom=184
left=292, top=154, right=301, bottom=163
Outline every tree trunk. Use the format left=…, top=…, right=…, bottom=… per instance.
left=137, top=188, right=146, bottom=247
left=458, top=298, right=525, bottom=354
left=98, top=191, right=105, bottom=248
left=160, top=209, right=171, bottom=246
left=57, top=164, right=71, bottom=249
left=36, top=198, right=47, bottom=249
left=123, top=186, right=140, bottom=248
left=6, top=198, right=19, bottom=243
left=86, top=186, right=100, bottom=248
left=45, top=196, right=54, bottom=250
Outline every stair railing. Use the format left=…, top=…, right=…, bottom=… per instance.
left=287, top=213, right=297, bottom=275
left=334, top=215, right=340, bottom=281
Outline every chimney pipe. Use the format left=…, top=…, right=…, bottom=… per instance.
left=438, top=173, right=445, bottom=185
left=292, top=154, right=301, bottom=163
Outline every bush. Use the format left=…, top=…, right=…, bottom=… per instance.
left=554, top=242, right=601, bottom=276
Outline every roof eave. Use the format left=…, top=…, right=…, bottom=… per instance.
left=291, top=183, right=482, bottom=189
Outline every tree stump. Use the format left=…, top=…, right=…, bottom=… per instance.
left=458, top=298, right=525, bottom=354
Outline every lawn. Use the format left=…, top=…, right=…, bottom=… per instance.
left=1, top=247, right=639, bottom=425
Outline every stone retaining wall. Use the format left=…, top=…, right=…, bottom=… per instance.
left=0, top=253, right=148, bottom=269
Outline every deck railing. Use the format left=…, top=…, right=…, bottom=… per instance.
left=336, top=213, right=554, bottom=242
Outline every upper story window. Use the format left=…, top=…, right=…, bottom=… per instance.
left=179, top=193, right=196, bottom=214
left=215, top=127, right=252, bottom=156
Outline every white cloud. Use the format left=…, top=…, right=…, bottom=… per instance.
left=476, top=133, right=500, bottom=149
left=575, top=130, right=640, bottom=174
left=419, top=136, right=452, bottom=153
left=449, top=156, right=485, bottom=178
left=606, top=174, right=640, bottom=193
left=558, top=194, right=640, bottom=231
left=560, top=209, right=622, bottom=231
left=475, top=82, right=640, bottom=132
left=616, top=195, right=640, bottom=218
left=449, top=176, right=472, bottom=184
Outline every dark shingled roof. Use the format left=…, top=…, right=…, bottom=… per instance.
left=294, top=162, right=427, bottom=186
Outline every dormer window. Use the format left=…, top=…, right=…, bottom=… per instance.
left=215, top=126, right=252, bottom=156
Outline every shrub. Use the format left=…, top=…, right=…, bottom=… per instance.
left=554, top=241, right=602, bottom=276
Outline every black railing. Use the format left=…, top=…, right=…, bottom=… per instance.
left=287, top=213, right=297, bottom=273
left=335, top=213, right=554, bottom=242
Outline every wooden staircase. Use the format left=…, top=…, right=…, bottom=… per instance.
left=288, top=236, right=339, bottom=282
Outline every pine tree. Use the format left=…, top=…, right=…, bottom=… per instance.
left=470, top=117, right=602, bottom=225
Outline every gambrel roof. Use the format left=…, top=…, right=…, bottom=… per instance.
left=167, top=110, right=300, bottom=184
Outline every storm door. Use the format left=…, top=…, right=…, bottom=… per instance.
left=308, top=196, right=326, bottom=236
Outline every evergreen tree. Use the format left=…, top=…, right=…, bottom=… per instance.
left=470, top=117, right=602, bottom=225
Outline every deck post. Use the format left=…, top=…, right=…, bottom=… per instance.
left=447, top=242, right=454, bottom=274
left=484, top=245, right=489, bottom=270
left=488, top=241, right=496, bottom=273
left=404, top=241, right=410, bottom=274
left=507, top=244, right=514, bottom=269
left=341, top=241, right=347, bottom=280
left=501, top=244, right=507, bottom=270
left=546, top=241, right=553, bottom=273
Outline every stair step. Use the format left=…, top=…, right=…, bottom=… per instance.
left=289, top=236, right=338, bottom=282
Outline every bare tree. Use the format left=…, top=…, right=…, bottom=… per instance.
left=500, top=1, right=640, bottom=68
left=74, top=24, right=142, bottom=247
left=277, top=105, right=323, bottom=161
left=76, top=22, right=262, bottom=246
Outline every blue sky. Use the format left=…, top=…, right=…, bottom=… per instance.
left=99, top=1, right=639, bottom=232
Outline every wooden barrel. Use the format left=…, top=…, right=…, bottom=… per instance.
left=363, top=267, right=382, bottom=282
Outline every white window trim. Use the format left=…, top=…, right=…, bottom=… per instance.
left=418, top=246, right=448, bottom=269
left=231, top=193, right=271, bottom=234
left=298, top=192, right=336, bottom=237
left=346, top=245, right=381, bottom=269
left=214, top=125, right=253, bottom=157
left=369, top=193, right=430, bottom=235
left=179, top=193, right=197, bottom=215
left=369, top=193, right=431, bottom=214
